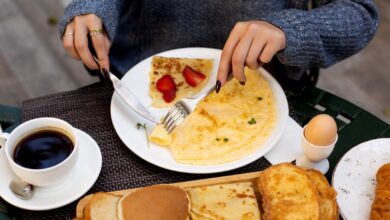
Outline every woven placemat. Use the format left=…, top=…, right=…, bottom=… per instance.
left=17, top=82, right=297, bottom=219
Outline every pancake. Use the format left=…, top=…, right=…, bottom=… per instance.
left=169, top=68, right=276, bottom=165
left=118, top=185, right=190, bottom=220
left=149, top=56, right=213, bottom=107
left=187, top=182, right=261, bottom=220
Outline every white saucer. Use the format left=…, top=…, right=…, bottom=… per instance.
left=0, top=129, right=102, bottom=211
left=332, top=138, right=390, bottom=220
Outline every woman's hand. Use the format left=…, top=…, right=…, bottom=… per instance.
left=216, top=21, right=286, bottom=89
left=62, top=14, right=111, bottom=72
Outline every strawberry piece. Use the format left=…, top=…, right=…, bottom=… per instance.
left=156, top=75, right=176, bottom=93
left=183, top=66, right=206, bottom=87
left=163, top=90, right=176, bottom=103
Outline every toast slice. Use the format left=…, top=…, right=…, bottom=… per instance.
left=371, top=163, right=390, bottom=220
left=306, top=169, right=338, bottom=220
left=84, top=192, right=121, bottom=220
left=257, top=163, right=320, bottom=220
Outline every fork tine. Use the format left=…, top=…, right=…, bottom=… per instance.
left=163, top=101, right=190, bottom=134
left=167, top=115, right=186, bottom=133
left=162, top=104, right=180, bottom=124
left=165, top=110, right=185, bottom=130
left=166, top=112, right=186, bottom=133
left=164, top=107, right=182, bottom=129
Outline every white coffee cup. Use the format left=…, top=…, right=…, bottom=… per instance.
left=0, top=117, right=79, bottom=187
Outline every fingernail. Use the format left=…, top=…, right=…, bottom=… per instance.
left=101, top=68, right=109, bottom=79
left=239, top=81, right=246, bottom=86
left=215, top=80, right=221, bottom=93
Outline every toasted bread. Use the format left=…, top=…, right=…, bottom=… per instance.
left=84, top=192, right=121, bottom=220
left=306, top=169, right=338, bottom=220
left=118, top=185, right=190, bottom=220
left=371, top=163, right=390, bottom=220
left=257, top=163, right=320, bottom=220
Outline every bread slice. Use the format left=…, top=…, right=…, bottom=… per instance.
left=306, top=169, right=338, bottom=220
left=84, top=192, right=121, bottom=220
left=118, top=184, right=190, bottom=220
left=257, top=163, right=320, bottom=220
left=371, top=163, right=390, bottom=220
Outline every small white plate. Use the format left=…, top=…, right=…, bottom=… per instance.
left=110, top=47, right=288, bottom=174
left=0, top=129, right=102, bottom=211
left=332, top=138, right=390, bottom=220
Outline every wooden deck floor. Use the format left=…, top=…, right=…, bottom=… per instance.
left=0, top=0, right=389, bottom=123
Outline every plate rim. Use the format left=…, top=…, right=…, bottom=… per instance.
left=0, top=129, right=102, bottom=211
left=331, top=138, right=390, bottom=220
left=110, top=47, right=289, bottom=174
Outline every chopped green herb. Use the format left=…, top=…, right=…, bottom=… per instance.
left=248, top=118, right=257, bottom=125
left=257, top=97, right=263, bottom=101
left=136, top=123, right=147, bottom=130
left=136, top=122, right=149, bottom=148
left=223, top=138, right=229, bottom=142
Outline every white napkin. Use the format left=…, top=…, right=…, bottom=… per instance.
left=264, top=117, right=303, bottom=164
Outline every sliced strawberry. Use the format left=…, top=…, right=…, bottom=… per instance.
left=183, top=66, right=206, bottom=87
left=156, top=75, right=176, bottom=93
left=163, top=90, right=176, bottom=103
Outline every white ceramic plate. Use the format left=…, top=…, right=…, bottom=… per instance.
left=332, top=138, right=390, bottom=220
left=110, top=47, right=288, bottom=174
left=0, top=129, right=102, bottom=211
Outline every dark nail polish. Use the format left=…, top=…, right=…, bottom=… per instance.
left=239, top=81, right=246, bottom=86
left=101, top=68, right=109, bottom=80
left=215, top=80, right=221, bottom=93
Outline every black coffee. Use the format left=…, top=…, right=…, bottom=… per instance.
left=13, top=130, right=74, bottom=169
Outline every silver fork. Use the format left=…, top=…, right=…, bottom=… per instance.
left=161, top=85, right=218, bottom=133
left=162, top=101, right=190, bottom=134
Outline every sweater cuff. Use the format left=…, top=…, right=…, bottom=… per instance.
left=260, top=9, right=317, bottom=67
left=59, top=0, right=120, bottom=41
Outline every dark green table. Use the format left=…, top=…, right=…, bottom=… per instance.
left=0, top=85, right=389, bottom=219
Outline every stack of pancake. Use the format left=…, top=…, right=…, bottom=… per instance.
left=79, top=163, right=338, bottom=220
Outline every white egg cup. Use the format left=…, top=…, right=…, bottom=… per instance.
left=296, top=126, right=338, bottom=174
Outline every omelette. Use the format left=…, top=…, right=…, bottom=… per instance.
left=149, top=67, right=277, bottom=165
left=187, top=182, right=261, bottom=220
left=149, top=56, right=213, bottom=108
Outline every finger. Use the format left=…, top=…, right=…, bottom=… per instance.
left=88, top=26, right=109, bottom=71
left=104, top=34, right=111, bottom=52
left=62, top=23, right=80, bottom=60
left=74, top=20, right=99, bottom=70
left=217, top=22, right=247, bottom=85
left=245, top=37, right=266, bottom=70
left=259, top=40, right=282, bottom=64
left=231, top=34, right=254, bottom=84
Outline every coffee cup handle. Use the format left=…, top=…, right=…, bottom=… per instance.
left=0, top=124, right=10, bottom=149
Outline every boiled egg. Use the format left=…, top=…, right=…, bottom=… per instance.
left=304, top=114, right=337, bottom=146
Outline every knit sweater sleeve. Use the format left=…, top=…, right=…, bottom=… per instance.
left=261, top=0, right=379, bottom=68
left=59, top=0, right=125, bottom=41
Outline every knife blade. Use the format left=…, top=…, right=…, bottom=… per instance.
left=93, top=56, right=160, bottom=124
left=110, top=74, right=160, bottom=124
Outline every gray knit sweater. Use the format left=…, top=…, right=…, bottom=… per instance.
left=60, top=0, right=379, bottom=80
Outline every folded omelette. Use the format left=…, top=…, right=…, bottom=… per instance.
left=150, top=68, right=276, bottom=165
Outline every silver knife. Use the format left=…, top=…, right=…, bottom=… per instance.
left=93, top=57, right=160, bottom=124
